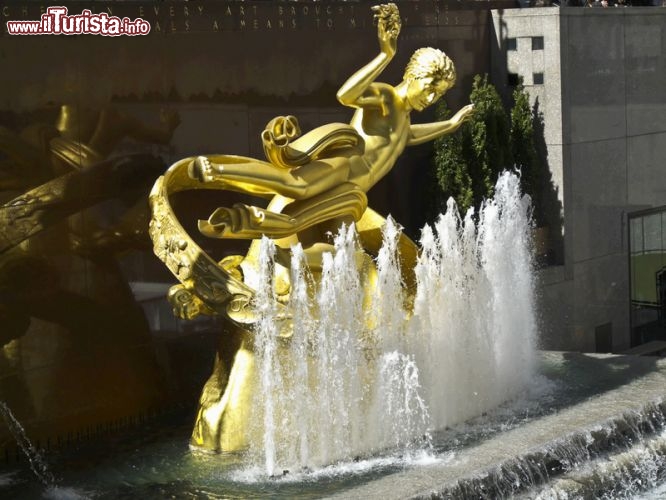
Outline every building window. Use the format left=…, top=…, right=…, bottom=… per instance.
left=629, top=206, right=666, bottom=347
left=533, top=73, right=544, bottom=85
left=508, top=73, right=520, bottom=87
left=507, top=38, right=517, bottom=51
left=532, top=36, right=544, bottom=50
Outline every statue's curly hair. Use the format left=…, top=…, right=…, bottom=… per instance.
left=404, top=48, right=456, bottom=89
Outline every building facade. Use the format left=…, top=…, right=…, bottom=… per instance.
left=491, top=8, right=666, bottom=351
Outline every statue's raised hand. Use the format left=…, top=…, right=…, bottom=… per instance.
left=372, top=3, right=401, bottom=57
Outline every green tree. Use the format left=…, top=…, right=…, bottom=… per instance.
left=431, top=101, right=473, bottom=215
left=431, top=74, right=512, bottom=216
left=511, top=83, right=543, bottom=226
left=468, top=74, right=513, bottom=209
left=429, top=75, right=563, bottom=263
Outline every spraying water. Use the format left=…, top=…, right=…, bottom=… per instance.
left=248, top=171, right=537, bottom=474
left=1, top=404, right=92, bottom=499
left=0, top=401, right=56, bottom=487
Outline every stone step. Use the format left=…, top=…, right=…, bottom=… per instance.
left=326, top=352, right=666, bottom=499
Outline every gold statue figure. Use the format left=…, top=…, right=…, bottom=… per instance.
left=189, top=5, right=472, bottom=241
left=149, top=3, right=473, bottom=453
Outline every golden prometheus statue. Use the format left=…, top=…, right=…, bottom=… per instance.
left=149, top=3, right=473, bottom=453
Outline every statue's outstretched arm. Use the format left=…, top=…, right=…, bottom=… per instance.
left=407, top=104, right=474, bottom=146
left=335, top=3, right=401, bottom=109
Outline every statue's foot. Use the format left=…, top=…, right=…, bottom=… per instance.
left=188, top=156, right=215, bottom=183
left=198, top=204, right=297, bottom=239
left=198, top=207, right=235, bottom=237
left=198, top=205, right=264, bottom=238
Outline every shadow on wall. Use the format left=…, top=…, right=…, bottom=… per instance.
left=488, top=10, right=563, bottom=267
left=533, top=98, right=564, bottom=266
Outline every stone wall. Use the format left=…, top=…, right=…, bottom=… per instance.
left=492, top=8, right=666, bottom=352
left=0, top=1, right=505, bottom=229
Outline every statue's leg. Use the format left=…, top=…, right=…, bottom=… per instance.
left=190, top=327, right=256, bottom=453
left=198, top=183, right=368, bottom=240
left=190, top=351, right=228, bottom=451
left=188, top=155, right=351, bottom=200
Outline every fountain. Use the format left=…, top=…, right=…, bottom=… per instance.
left=147, top=0, right=535, bottom=477
left=242, top=171, right=536, bottom=475
left=0, top=402, right=90, bottom=499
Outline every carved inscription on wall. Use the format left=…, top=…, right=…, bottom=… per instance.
left=0, top=1, right=493, bottom=35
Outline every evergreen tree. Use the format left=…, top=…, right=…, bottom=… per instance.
left=431, top=74, right=512, bottom=216
left=511, top=83, right=543, bottom=225
left=431, top=100, right=473, bottom=215
left=468, top=74, right=513, bottom=209
left=429, top=74, right=562, bottom=262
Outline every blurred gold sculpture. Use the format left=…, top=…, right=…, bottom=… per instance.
left=0, top=104, right=180, bottom=253
left=149, top=3, right=473, bottom=453
left=0, top=105, right=180, bottom=451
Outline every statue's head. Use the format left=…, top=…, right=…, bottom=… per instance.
left=403, top=48, right=456, bottom=111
